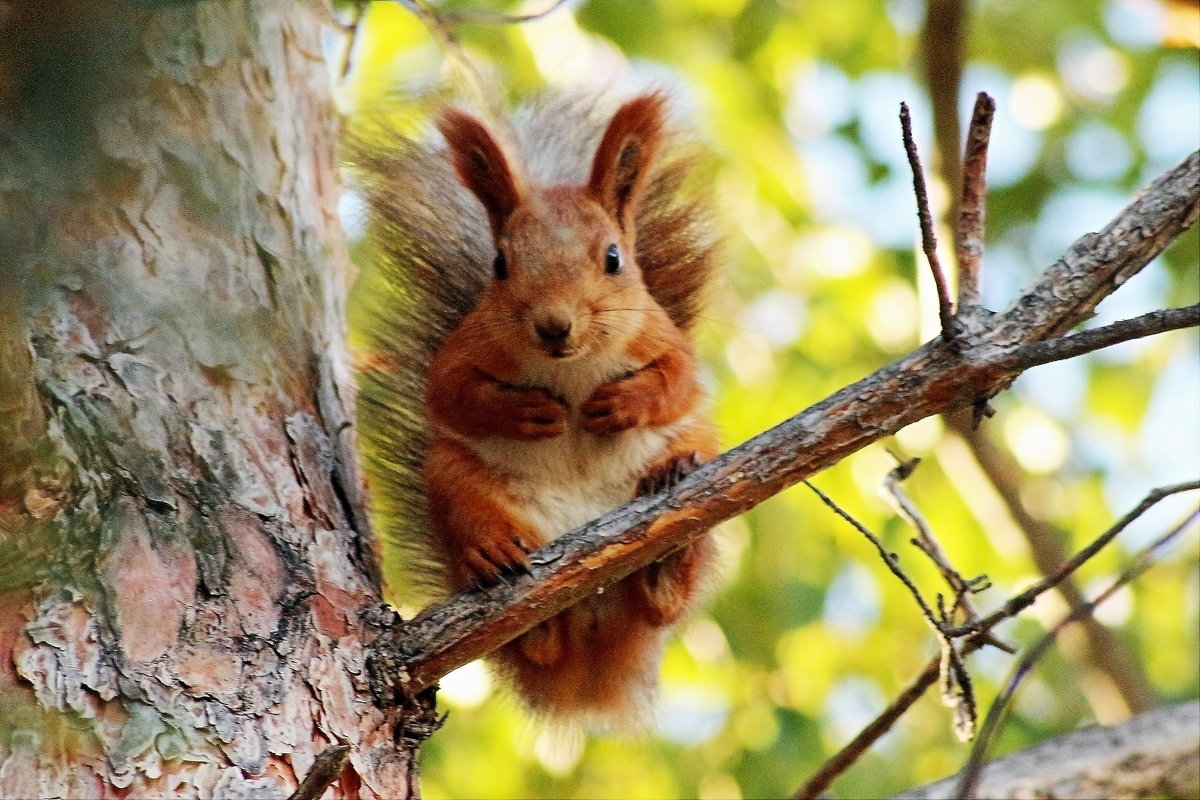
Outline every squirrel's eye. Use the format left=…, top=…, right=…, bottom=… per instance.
left=604, top=244, right=622, bottom=275
left=492, top=250, right=508, bottom=280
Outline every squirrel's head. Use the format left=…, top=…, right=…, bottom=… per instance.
left=438, top=95, right=667, bottom=361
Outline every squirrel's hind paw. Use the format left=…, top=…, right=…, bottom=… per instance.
left=633, top=539, right=708, bottom=627
left=515, top=617, right=565, bottom=666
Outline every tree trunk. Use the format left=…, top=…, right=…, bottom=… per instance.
left=0, top=1, right=428, bottom=796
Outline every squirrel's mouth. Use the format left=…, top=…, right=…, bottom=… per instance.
left=539, top=341, right=583, bottom=360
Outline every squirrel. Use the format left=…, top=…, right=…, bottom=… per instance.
left=349, top=90, right=721, bottom=728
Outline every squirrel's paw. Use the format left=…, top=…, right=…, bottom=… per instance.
left=636, top=451, right=702, bottom=496
left=633, top=453, right=707, bottom=625
left=516, top=617, right=565, bottom=666
left=456, top=524, right=539, bottom=587
left=581, top=378, right=653, bottom=434
left=492, top=386, right=567, bottom=440
left=634, top=541, right=705, bottom=627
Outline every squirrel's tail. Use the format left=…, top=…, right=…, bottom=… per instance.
left=492, top=588, right=667, bottom=730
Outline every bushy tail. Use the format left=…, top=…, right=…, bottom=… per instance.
left=493, top=591, right=667, bottom=731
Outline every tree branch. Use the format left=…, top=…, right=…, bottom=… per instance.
left=943, top=479, right=1200, bottom=639
left=369, top=151, right=1198, bottom=697
left=883, top=457, right=1004, bottom=651
left=999, top=304, right=1199, bottom=369
left=894, top=701, right=1200, bottom=800
left=918, top=1, right=1162, bottom=719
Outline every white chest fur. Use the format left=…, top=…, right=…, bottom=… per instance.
left=446, top=350, right=687, bottom=545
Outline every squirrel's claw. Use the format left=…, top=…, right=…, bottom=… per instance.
left=461, top=537, right=534, bottom=587
left=636, top=451, right=702, bottom=497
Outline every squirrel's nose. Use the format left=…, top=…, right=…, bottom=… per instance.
left=534, top=317, right=573, bottom=343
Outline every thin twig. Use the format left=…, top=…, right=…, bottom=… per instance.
left=441, top=0, right=573, bottom=25
left=901, top=102, right=957, bottom=341
left=288, top=744, right=352, bottom=800
left=943, top=479, right=1200, bottom=638
left=805, top=478, right=981, bottom=739
left=955, top=92, right=995, bottom=309
left=1000, top=304, right=1200, bottom=370
left=335, top=1, right=367, bottom=80
left=882, top=456, right=1012, bottom=654
left=794, top=480, right=1199, bottom=798
left=793, top=635, right=991, bottom=799
left=804, top=480, right=942, bottom=631
left=954, top=508, right=1200, bottom=799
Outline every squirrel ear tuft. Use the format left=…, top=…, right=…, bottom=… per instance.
left=438, top=108, right=523, bottom=239
left=587, top=94, right=667, bottom=230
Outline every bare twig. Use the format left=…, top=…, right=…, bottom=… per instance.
left=440, top=0, right=573, bottom=25
left=945, top=409, right=1160, bottom=713
left=901, top=102, right=957, bottom=341
left=794, top=638, right=989, bottom=800
left=955, top=92, right=995, bottom=309
left=795, top=480, right=1199, bottom=798
left=1000, top=304, right=1200, bottom=370
left=335, top=1, right=367, bottom=80
left=805, top=478, right=981, bottom=741
left=288, top=744, right=352, bottom=800
left=804, top=480, right=942, bottom=631
left=954, top=508, right=1200, bottom=799
left=944, top=480, right=1200, bottom=639
left=882, top=456, right=1010, bottom=654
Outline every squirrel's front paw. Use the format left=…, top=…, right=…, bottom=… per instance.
left=455, top=523, right=540, bottom=588
left=581, top=378, right=653, bottom=434
left=492, top=386, right=567, bottom=440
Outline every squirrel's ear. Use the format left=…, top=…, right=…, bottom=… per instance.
left=588, top=94, right=667, bottom=229
left=438, top=108, right=523, bottom=239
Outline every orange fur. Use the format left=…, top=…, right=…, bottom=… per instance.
left=423, top=94, right=718, bottom=726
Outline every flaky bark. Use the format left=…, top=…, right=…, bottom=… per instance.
left=0, top=1, right=430, bottom=796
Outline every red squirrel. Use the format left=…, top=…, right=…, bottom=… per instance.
left=352, top=92, right=721, bottom=727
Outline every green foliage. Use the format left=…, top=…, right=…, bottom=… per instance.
left=342, top=1, right=1199, bottom=797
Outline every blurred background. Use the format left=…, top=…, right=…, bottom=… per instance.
left=337, top=1, right=1200, bottom=797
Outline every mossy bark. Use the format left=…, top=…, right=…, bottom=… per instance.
left=0, top=2, right=428, bottom=796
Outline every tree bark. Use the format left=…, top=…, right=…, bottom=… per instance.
left=0, top=1, right=430, bottom=796
left=893, top=701, right=1200, bottom=800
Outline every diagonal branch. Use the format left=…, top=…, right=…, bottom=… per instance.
left=998, top=304, right=1199, bottom=369
left=942, top=479, right=1200, bottom=638
left=895, top=701, right=1200, bottom=800
left=368, top=151, right=1199, bottom=699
